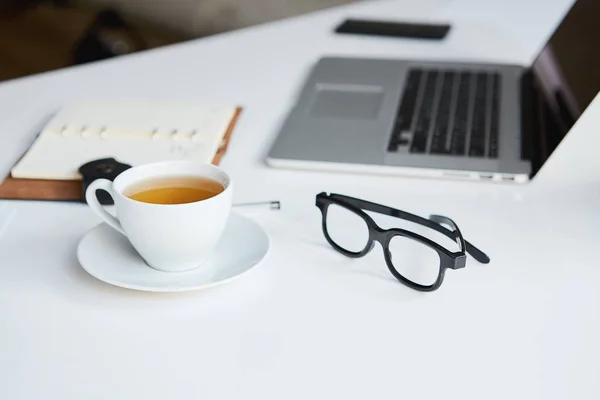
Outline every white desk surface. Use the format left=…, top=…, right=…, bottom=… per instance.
left=2, top=0, right=599, bottom=399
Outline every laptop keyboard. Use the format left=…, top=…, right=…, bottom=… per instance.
left=387, top=68, right=501, bottom=158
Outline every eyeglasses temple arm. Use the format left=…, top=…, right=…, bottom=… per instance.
left=429, top=214, right=466, bottom=251
left=428, top=215, right=489, bottom=263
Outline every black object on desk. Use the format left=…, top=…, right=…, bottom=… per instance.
left=335, top=19, right=451, bottom=40
left=79, top=158, right=132, bottom=205
left=315, top=192, right=490, bottom=292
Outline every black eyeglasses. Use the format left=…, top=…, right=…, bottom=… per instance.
left=315, top=192, right=490, bottom=291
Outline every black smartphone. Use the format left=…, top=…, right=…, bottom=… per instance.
left=335, top=18, right=451, bottom=40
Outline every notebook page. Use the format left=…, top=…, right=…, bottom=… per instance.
left=11, top=101, right=237, bottom=180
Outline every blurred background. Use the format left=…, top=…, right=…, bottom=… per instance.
left=0, top=0, right=598, bottom=87
left=0, top=0, right=360, bottom=82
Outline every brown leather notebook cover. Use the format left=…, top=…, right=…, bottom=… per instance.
left=0, top=107, right=242, bottom=202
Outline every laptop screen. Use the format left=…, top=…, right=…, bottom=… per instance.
left=530, top=0, right=600, bottom=173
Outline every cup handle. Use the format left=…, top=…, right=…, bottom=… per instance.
left=85, top=178, right=126, bottom=235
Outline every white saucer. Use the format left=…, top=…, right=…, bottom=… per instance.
left=77, top=213, right=269, bottom=292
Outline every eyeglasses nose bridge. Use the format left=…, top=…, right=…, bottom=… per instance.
left=369, top=225, right=389, bottom=245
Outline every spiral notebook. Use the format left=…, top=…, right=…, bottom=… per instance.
left=0, top=101, right=243, bottom=201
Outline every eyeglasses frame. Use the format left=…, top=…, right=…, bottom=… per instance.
left=315, top=192, right=490, bottom=291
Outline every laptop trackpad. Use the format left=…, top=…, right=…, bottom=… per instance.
left=310, top=84, right=384, bottom=120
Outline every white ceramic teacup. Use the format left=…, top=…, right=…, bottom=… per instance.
left=85, top=161, right=232, bottom=272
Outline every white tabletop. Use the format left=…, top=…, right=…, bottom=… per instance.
left=2, top=0, right=600, bottom=399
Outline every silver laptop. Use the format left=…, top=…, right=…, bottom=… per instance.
left=266, top=0, right=599, bottom=183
